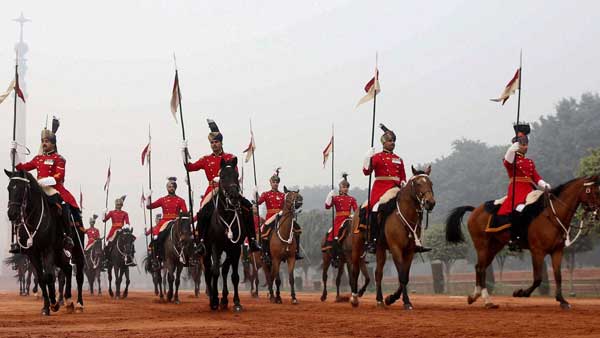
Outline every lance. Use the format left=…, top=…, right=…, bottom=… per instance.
left=365, top=55, right=378, bottom=244
left=173, top=58, right=196, bottom=236
left=10, top=52, right=19, bottom=246
left=330, top=124, right=335, bottom=237
left=142, top=185, right=148, bottom=248
left=510, top=51, right=523, bottom=213
left=146, top=125, right=156, bottom=255
left=249, top=119, right=261, bottom=233
left=102, top=159, right=111, bottom=248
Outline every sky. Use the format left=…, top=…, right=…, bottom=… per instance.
left=1, top=0, right=599, bottom=245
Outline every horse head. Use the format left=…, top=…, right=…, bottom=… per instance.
left=175, top=211, right=195, bottom=256
left=219, top=157, right=241, bottom=206
left=409, top=165, right=435, bottom=211
left=283, top=186, right=303, bottom=211
left=580, top=175, right=600, bottom=219
left=119, top=228, right=136, bottom=255
left=4, top=169, right=38, bottom=222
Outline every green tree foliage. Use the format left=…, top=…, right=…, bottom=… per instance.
left=426, top=223, right=469, bottom=284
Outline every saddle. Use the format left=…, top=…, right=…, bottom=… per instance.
left=321, top=219, right=350, bottom=252
left=260, top=215, right=279, bottom=240
left=484, top=190, right=546, bottom=233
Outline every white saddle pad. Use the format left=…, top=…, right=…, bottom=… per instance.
left=493, top=190, right=544, bottom=206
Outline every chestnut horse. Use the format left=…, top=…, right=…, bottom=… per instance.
left=445, top=175, right=600, bottom=309
left=350, top=166, right=435, bottom=309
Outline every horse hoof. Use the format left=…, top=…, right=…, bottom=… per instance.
left=320, top=294, right=327, bottom=302
left=376, top=301, right=385, bottom=309
left=269, top=297, right=276, bottom=303
left=41, top=308, right=50, bottom=316
left=485, top=303, right=499, bottom=309
left=560, top=302, right=571, bottom=310
left=403, top=303, right=414, bottom=311
left=220, top=303, right=229, bottom=310
left=210, top=304, right=219, bottom=311
left=513, top=289, right=525, bottom=298
left=467, top=295, right=476, bottom=304
left=234, top=305, right=243, bottom=313
left=251, top=292, right=258, bottom=299
left=50, top=302, right=60, bottom=312
left=384, top=296, right=394, bottom=306
left=291, top=298, right=299, bottom=305
left=59, top=299, right=65, bottom=306
left=276, top=298, right=282, bottom=304
left=358, top=290, right=365, bottom=298
left=350, top=296, right=359, bottom=308
left=76, top=303, right=84, bottom=313
left=66, top=303, right=75, bottom=314
left=174, top=300, right=181, bottom=305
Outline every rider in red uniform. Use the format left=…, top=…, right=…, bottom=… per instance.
left=12, top=118, right=81, bottom=259
left=256, top=168, right=303, bottom=260
left=325, top=173, right=358, bottom=266
left=145, top=177, right=188, bottom=260
left=103, top=195, right=135, bottom=266
left=182, top=119, right=260, bottom=254
left=84, top=214, right=100, bottom=251
left=498, top=124, right=550, bottom=250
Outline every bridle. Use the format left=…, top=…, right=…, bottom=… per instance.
left=276, top=192, right=300, bottom=245
left=170, top=215, right=192, bottom=264
left=214, top=167, right=243, bottom=244
left=408, top=174, right=434, bottom=210
left=8, top=176, right=47, bottom=250
left=395, top=174, right=434, bottom=246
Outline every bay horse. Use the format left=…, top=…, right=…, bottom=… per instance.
left=5, top=170, right=85, bottom=315
left=445, top=175, right=600, bottom=309
left=162, top=213, right=195, bottom=304
left=107, top=228, right=135, bottom=299
left=321, top=218, right=371, bottom=302
left=350, top=166, right=435, bottom=309
left=247, top=250, right=270, bottom=298
left=84, top=239, right=103, bottom=295
left=203, top=157, right=247, bottom=311
left=266, top=187, right=303, bottom=305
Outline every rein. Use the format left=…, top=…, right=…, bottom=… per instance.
left=395, top=174, right=432, bottom=247
left=276, top=193, right=297, bottom=245
left=10, top=177, right=47, bottom=250
left=170, top=217, right=191, bottom=264
left=214, top=191, right=243, bottom=244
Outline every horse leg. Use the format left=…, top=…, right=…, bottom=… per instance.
left=209, top=247, right=220, bottom=310
left=123, top=268, right=130, bottom=299
left=30, top=255, right=50, bottom=315
left=350, top=233, right=364, bottom=307
left=220, top=258, right=230, bottom=310
left=399, top=251, right=415, bottom=310
left=174, top=264, right=182, bottom=304
left=358, top=259, right=370, bottom=297
left=167, top=264, right=175, bottom=302
left=97, top=270, right=102, bottom=296
left=157, top=269, right=165, bottom=302
left=384, top=245, right=404, bottom=307
left=335, top=259, right=344, bottom=302
left=26, top=269, right=32, bottom=296
left=288, top=258, right=298, bottom=305
left=75, top=257, right=85, bottom=311
left=375, top=247, right=386, bottom=307
left=514, top=250, right=545, bottom=298
left=115, top=267, right=123, bottom=299
left=231, top=251, right=242, bottom=312
left=551, top=250, right=570, bottom=309
left=271, top=259, right=282, bottom=304
left=107, top=266, right=114, bottom=298
left=321, top=254, right=329, bottom=302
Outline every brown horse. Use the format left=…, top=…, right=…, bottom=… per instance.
left=350, top=166, right=435, bottom=309
left=266, top=187, right=303, bottom=304
left=320, top=218, right=370, bottom=302
left=247, top=250, right=270, bottom=298
left=445, top=175, right=600, bottom=309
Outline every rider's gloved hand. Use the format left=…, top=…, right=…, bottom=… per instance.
left=363, top=147, right=376, bottom=171
left=37, top=177, right=57, bottom=187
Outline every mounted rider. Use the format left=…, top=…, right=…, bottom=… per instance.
left=361, top=123, right=431, bottom=254
left=11, top=117, right=81, bottom=260
left=498, top=123, right=551, bottom=250
left=257, top=168, right=303, bottom=260
left=324, top=173, right=357, bottom=266
left=103, top=195, right=135, bottom=267
left=84, top=214, right=100, bottom=251
left=183, top=119, right=261, bottom=254
left=145, top=177, right=188, bottom=260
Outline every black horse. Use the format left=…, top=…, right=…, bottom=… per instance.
left=162, top=214, right=195, bottom=304
left=5, top=170, right=85, bottom=315
left=4, top=253, right=35, bottom=296
left=84, top=239, right=103, bottom=295
left=107, top=228, right=135, bottom=299
left=203, top=157, right=247, bottom=312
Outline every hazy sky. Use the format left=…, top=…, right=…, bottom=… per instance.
left=1, top=1, right=599, bottom=240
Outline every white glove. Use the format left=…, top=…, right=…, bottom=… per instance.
left=504, top=142, right=520, bottom=163
left=103, top=209, right=108, bottom=218
left=537, top=180, right=551, bottom=190
left=10, top=140, right=17, bottom=151
left=212, top=176, right=220, bottom=184
left=37, top=177, right=57, bottom=187
left=400, top=181, right=407, bottom=188
left=363, top=147, right=376, bottom=170
left=325, top=190, right=335, bottom=206
left=181, top=140, right=188, bottom=149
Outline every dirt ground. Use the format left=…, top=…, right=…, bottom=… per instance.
left=0, top=290, right=599, bottom=338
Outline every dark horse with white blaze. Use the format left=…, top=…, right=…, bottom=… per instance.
left=84, top=239, right=103, bottom=295
left=203, top=157, right=246, bottom=311
left=265, top=187, right=303, bottom=305
left=321, top=217, right=371, bottom=303
left=5, top=170, right=85, bottom=315
left=107, top=228, right=135, bottom=299
left=445, top=175, right=600, bottom=309
left=162, top=213, right=195, bottom=304
left=350, top=166, right=435, bottom=309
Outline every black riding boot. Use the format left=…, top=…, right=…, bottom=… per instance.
left=102, top=244, right=111, bottom=270
left=60, top=203, right=75, bottom=263
left=508, top=211, right=524, bottom=252
left=366, top=211, right=379, bottom=254
left=262, top=238, right=271, bottom=265
left=294, top=233, right=304, bottom=260
left=331, top=238, right=341, bottom=268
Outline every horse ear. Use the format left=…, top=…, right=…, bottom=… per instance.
left=284, top=186, right=289, bottom=193
left=231, top=156, right=238, bottom=168
left=220, top=158, right=226, bottom=168
left=411, top=165, right=417, bottom=176
left=4, top=169, right=13, bottom=178
left=425, top=165, right=431, bottom=176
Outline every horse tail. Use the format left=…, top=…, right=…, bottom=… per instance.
left=445, top=206, right=474, bottom=243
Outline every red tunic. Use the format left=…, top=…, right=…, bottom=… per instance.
left=85, top=227, right=100, bottom=249
left=104, top=210, right=130, bottom=240
left=186, top=152, right=237, bottom=208
left=498, top=153, right=543, bottom=216
left=325, top=194, right=358, bottom=241
left=146, top=195, right=188, bottom=236
left=363, top=150, right=406, bottom=209
left=258, top=190, right=285, bottom=221
left=15, top=152, right=79, bottom=209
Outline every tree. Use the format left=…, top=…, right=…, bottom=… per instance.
left=494, top=247, right=524, bottom=281
left=426, top=223, right=469, bottom=291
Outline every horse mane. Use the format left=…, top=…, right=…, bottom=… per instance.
left=3, top=253, right=27, bottom=267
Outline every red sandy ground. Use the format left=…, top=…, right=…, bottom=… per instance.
left=0, top=291, right=599, bottom=338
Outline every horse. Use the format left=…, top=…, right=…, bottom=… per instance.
left=320, top=218, right=371, bottom=302
left=5, top=170, right=85, bottom=315
left=4, top=253, right=32, bottom=296
left=350, top=166, right=435, bottom=309
left=203, top=157, right=247, bottom=311
left=106, top=228, right=135, bottom=299
left=265, top=187, right=303, bottom=305
left=445, top=175, right=600, bottom=309
left=84, top=239, right=103, bottom=295
left=161, top=213, right=195, bottom=304
left=143, top=254, right=165, bottom=299
left=187, top=252, right=205, bottom=297
left=247, top=250, right=270, bottom=298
